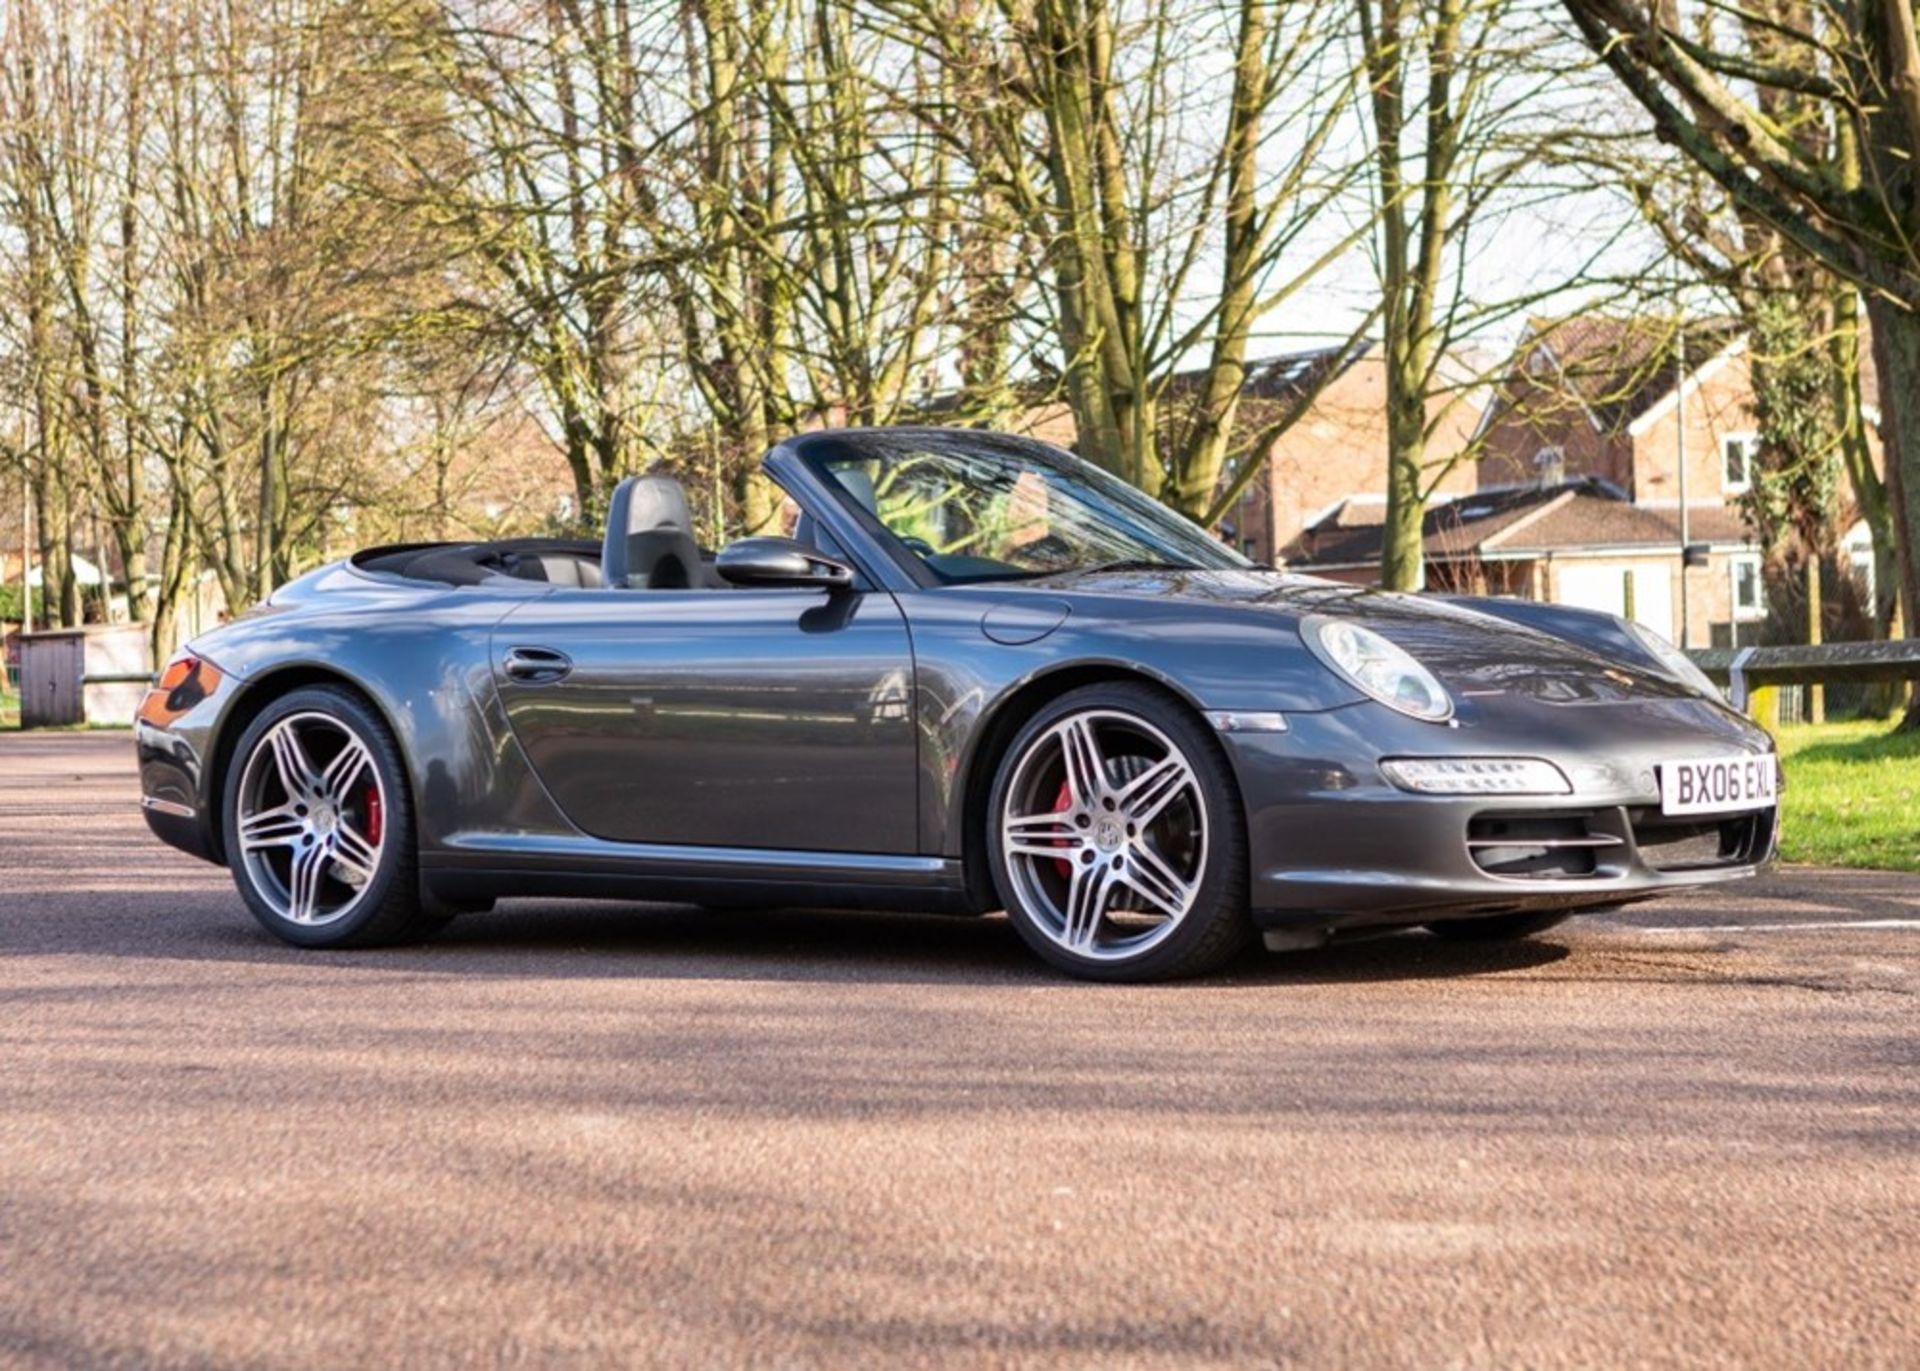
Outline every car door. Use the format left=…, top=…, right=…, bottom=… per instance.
left=489, top=585, right=918, bottom=853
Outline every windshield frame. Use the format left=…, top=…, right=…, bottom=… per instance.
left=781, top=427, right=1253, bottom=589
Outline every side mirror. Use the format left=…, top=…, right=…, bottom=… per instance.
left=716, top=536, right=854, bottom=590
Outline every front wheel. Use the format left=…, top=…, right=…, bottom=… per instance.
left=988, top=683, right=1251, bottom=982
left=222, top=685, right=436, bottom=948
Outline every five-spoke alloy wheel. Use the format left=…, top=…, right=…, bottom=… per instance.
left=988, top=683, right=1249, bottom=981
left=223, top=685, right=430, bottom=947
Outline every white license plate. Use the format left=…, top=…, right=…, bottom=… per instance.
left=1660, top=755, right=1777, bottom=816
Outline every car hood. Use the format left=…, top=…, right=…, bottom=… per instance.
left=1036, top=568, right=1700, bottom=706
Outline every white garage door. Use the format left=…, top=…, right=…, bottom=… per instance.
left=1556, top=562, right=1675, bottom=639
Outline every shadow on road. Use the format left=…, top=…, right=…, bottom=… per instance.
left=0, top=881, right=1569, bottom=987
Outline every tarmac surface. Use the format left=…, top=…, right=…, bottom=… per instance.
left=1, top=731, right=1915, bottom=1367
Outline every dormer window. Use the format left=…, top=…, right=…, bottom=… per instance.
left=1722, top=433, right=1758, bottom=494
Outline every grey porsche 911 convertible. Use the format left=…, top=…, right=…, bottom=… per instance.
left=137, top=427, right=1778, bottom=981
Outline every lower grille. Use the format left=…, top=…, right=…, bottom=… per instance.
left=1467, top=812, right=1622, bottom=879
left=1467, top=806, right=1774, bottom=879
left=1630, top=809, right=1772, bottom=873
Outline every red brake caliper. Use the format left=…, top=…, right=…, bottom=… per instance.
left=363, top=787, right=384, bottom=846
left=1052, top=781, right=1074, bottom=879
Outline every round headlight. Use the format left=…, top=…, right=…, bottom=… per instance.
left=1305, top=616, right=1453, bottom=722
left=1625, top=621, right=1720, bottom=698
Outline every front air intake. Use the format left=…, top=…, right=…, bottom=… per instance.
left=1466, top=812, right=1622, bottom=879
left=1629, top=809, right=1773, bottom=872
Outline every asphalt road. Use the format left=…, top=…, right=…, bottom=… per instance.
left=1, top=732, right=1915, bottom=1368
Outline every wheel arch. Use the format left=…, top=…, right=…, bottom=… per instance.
left=203, top=664, right=405, bottom=865
left=954, top=662, right=1220, bottom=908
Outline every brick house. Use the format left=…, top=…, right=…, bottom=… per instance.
left=1287, top=476, right=1753, bottom=641
left=970, top=340, right=1493, bottom=564
left=1214, top=341, right=1492, bottom=563
left=1286, top=314, right=1883, bottom=648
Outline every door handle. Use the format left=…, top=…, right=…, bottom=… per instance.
left=503, top=646, right=573, bottom=684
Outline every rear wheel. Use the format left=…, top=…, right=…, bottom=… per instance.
left=988, top=683, right=1250, bottom=982
left=222, top=685, right=437, bottom=948
left=1424, top=911, right=1572, bottom=942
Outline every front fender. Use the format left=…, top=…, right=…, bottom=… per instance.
left=898, top=586, right=1362, bottom=864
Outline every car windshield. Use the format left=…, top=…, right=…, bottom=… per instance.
left=804, top=430, right=1250, bottom=583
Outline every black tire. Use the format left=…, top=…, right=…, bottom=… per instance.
left=221, top=684, right=437, bottom=949
left=986, top=681, right=1251, bottom=982
left=1424, top=910, right=1572, bottom=942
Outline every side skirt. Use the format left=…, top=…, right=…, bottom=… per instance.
left=422, top=833, right=981, bottom=914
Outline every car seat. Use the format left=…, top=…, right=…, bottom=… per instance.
left=602, top=474, right=715, bottom=589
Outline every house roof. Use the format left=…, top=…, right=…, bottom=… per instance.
left=1506, top=314, right=1747, bottom=433
left=1498, top=497, right=1749, bottom=554
left=914, top=341, right=1373, bottom=421
left=1283, top=478, right=1754, bottom=568
left=1230, top=342, right=1370, bottom=403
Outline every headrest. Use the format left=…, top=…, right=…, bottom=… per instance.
left=605, top=473, right=695, bottom=589
left=623, top=473, right=694, bottom=536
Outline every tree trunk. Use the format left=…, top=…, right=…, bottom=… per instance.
left=736, top=468, right=782, bottom=539
left=1363, top=0, right=1457, bottom=592
left=1864, top=294, right=1920, bottom=728
left=1167, top=0, right=1266, bottom=518
left=150, top=483, right=192, bottom=664
left=1033, top=0, right=1155, bottom=492
left=558, top=409, right=597, bottom=520
left=114, top=519, right=149, bottom=625
left=1831, top=288, right=1901, bottom=636
left=1380, top=390, right=1427, bottom=591
left=33, top=473, right=78, bottom=628
left=255, top=421, right=278, bottom=602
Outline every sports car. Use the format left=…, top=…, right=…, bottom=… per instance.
left=137, top=427, right=1779, bottom=981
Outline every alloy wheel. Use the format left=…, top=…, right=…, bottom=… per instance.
left=998, top=708, right=1207, bottom=962
left=235, top=711, right=388, bottom=927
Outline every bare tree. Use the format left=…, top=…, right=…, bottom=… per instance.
left=1635, top=166, right=1897, bottom=642
left=881, top=0, right=1370, bottom=518
left=0, top=0, right=84, bottom=626
left=370, top=0, right=681, bottom=514
left=1361, top=0, right=1643, bottom=590
left=1563, top=0, right=1920, bottom=721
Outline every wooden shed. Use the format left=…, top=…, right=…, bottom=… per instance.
left=18, top=625, right=151, bottom=728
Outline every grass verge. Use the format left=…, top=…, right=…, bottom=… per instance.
left=1775, top=718, right=1920, bottom=873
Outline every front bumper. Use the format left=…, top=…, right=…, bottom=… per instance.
left=135, top=656, right=241, bottom=865
left=1222, top=696, right=1778, bottom=931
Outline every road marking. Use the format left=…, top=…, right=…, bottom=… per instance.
left=1632, top=920, right=1920, bottom=934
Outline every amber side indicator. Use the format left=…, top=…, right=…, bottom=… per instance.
left=157, top=655, right=200, bottom=691
left=139, top=655, right=222, bottom=727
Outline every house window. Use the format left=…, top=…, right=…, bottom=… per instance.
left=1730, top=552, right=1765, bottom=621
left=1722, top=434, right=1758, bottom=494
left=1844, top=520, right=1876, bottom=606
left=1533, top=447, right=1565, bottom=486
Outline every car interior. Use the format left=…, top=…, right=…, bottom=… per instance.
left=355, top=473, right=760, bottom=590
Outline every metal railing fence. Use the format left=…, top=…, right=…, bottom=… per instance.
left=1690, top=640, right=1920, bottom=712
